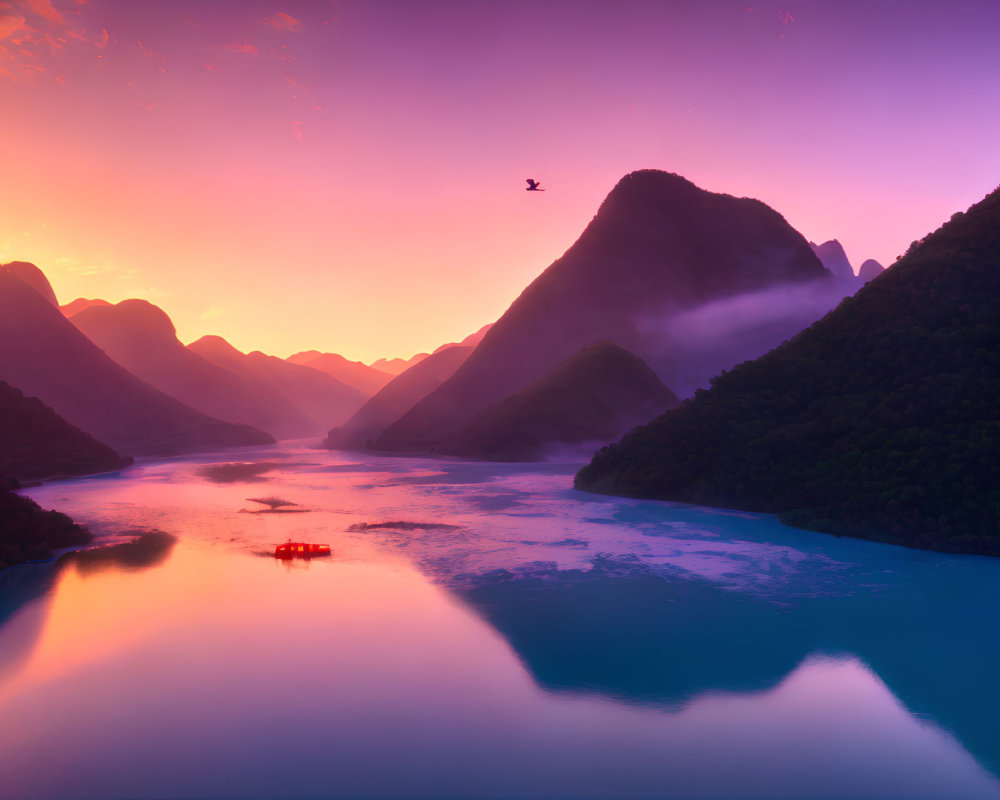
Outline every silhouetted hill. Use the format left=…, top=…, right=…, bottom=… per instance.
left=1, top=261, right=58, bottom=307
left=189, top=336, right=367, bottom=436
left=0, top=270, right=273, bottom=456
left=810, top=239, right=855, bottom=282
left=366, top=321, right=492, bottom=377
left=858, top=259, right=885, bottom=283
left=440, top=343, right=679, bottom=461
left=577, top=184, right=1000, bottom=555
left=286, top=351, right=392, bottom=395
left=72, top=300, right=319, bottom=440
left=61, top=297, right=111, bottom=317
left=324, top=346, right=473, bottom=450
left=0, top=381, right=128, bottom=481
left=369, top=353, right=429, bottom=375
left=374, top=170, right=832, bottom=454
left=431, top=323, right=494, bottom=355
left=0, top=477, right=92, bottom=570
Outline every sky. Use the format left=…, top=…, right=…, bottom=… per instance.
left=1, top=0, right=999, bottom=363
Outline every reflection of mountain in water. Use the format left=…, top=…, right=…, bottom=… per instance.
left=0, top=532, right=177, bottom=680
left=454, top=551, right=1000, bottom=777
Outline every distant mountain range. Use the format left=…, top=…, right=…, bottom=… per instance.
left=369, top=353, right=429, bottom=375
left=286, top=351, right=393, bottom=395
left=188, top=336, right=367, bottom=437
left=70, top=300, right=361, bottom=440
left=577, top=183, right=1000, bottom=555
left=0, top=264, right=273, bottom=456
left=372, top=170, right=841, bottom=456
left=367, top=324, right=493, bottom=375
left=325, top=345, right=474, bottom=450
left=60, top=297, right=110, bottom=317
left=809, top=239, right=884, bottom=286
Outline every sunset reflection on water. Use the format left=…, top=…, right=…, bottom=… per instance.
left=2, top=444, right=999, bottom=800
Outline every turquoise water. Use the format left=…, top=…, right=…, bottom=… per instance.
left=2, top=444, right=999, bottom=799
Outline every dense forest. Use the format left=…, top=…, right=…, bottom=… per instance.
left=0, top=476, right=92, bottom=570
left=577, top=185, right=1000, bottom=555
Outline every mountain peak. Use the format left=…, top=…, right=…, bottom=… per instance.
left=809, top=240, right=854, bottom=280
left=74, top=299, right=177, bottom=340
left=62, top=297, right=111, bottom=318
left=188, top=335, right=244, bottom=359
left=372, top=169, right=832, bottom=454
left=1, top=261, right=58, bottom=306
left=598, top=170, right=705, bottom=213
left=858, top=259, right=885, bottom=282
left=576, top=181, right=1000, bottom=554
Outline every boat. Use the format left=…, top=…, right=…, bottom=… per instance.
left=274, top=541, right=331, bottom=559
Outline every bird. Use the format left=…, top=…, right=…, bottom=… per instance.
left=525, top=179, right=544, bottom=191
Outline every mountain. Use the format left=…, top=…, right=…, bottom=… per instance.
left=0, top=380, right=128, bottom=481
left=373, top=170, right=833, bottom=454
left=189, top=336, right=367, bottom=436
left=1, top=261, right=59, bottom=307
left=858, top=259, right=885, bottom=283
left=0, top=477, right=92, bottom=570
left=369, top=353, right=429, bottom=375
left=324, top=345, right=473, bottom=450
left=61, top=297, right=111, bottom=317
left=576, top=184, right=1000, bottom=555
left=0, top=268, right=273, bottom=456
left=431, top=323, right=494, bottom=355
left=809, top=239, right=855, bottom=282
left=439, top=342, right=679, bottom=461
left=367, top=318, right=491, bottom=376
left=71, top=300, right=315, bottom=440
left=286, top=351, right=392, bottom=395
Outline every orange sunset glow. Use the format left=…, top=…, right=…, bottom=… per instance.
left=3, top=0, right=998, bottom=362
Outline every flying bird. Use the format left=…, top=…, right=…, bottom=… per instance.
left=525, top=179, right=544, bottom=191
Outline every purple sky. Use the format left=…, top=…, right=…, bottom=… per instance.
left=2, top=0, right=998, bottom=360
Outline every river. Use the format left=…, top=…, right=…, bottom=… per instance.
left=2, top=443, right=999, bottom=799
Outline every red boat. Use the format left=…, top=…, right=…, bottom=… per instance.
left=274, top=541, right=331, bottom=559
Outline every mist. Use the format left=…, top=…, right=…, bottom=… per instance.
left=636, top=278, right=853, bottom=398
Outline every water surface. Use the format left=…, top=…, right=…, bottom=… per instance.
left=3, top=444, right=1000, bottom=799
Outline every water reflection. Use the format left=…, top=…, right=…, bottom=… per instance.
left=61, top=530, right=176, bottom=574
left=2, top=446, right=999, bottom=799
left=453, top=551, right=1000, bottom=779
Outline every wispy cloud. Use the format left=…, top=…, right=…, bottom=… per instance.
left=0, top=0, right=104, bottom=82
left=0, top=15, right=28, bottom=40
left=224, top=39, right=259, bottom=56
left=22, top=0, right=63, bottom=25
left=262, top=12, right=303, bottom=33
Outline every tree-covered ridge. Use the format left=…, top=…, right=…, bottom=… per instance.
left=0, top=477, right=92, bottom=570
left=576, top=185, right=1000, bottom=555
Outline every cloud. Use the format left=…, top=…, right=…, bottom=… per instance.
left=225, top=40, right=259, bottom=56
left=0, top=14, right=27, bottom=39
left=22, top=0, right=62, bottom=24
left=0, top=0, right=102, bottom=82
left=262, top=12, right=303, bottom=33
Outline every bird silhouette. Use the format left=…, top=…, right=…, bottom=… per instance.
left=525, top=179, right=544, bottom=191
